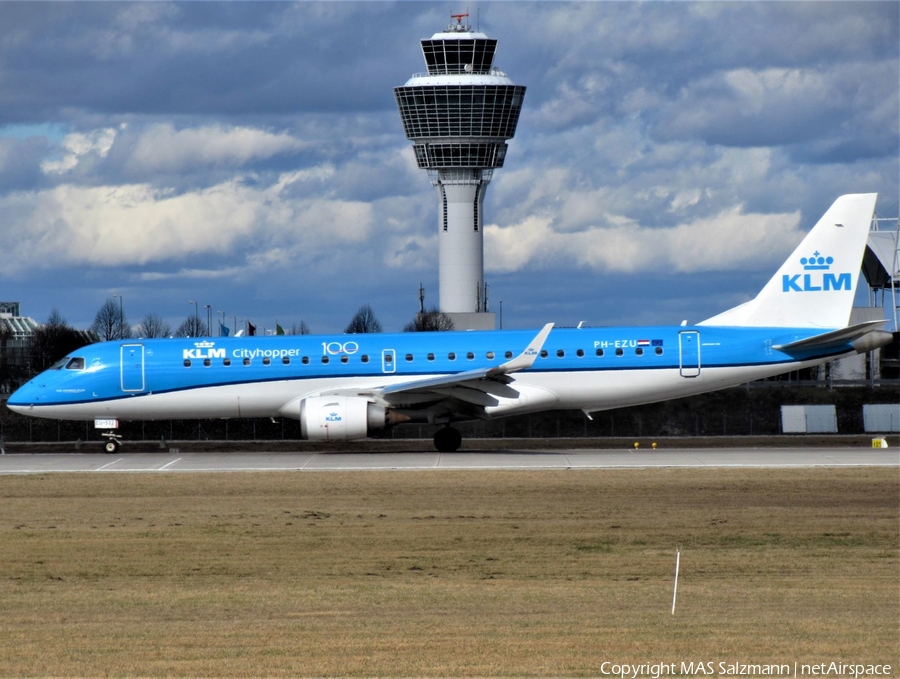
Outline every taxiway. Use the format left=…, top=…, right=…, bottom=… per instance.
left=0, top=447, right=896, bottom=474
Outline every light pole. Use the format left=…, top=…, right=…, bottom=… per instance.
left=498, top=300, right=503, bottom=330
left=204, top=305, right=211, bottom=337
left=230, top=315, right=237, bottom=335
left=218, top=311, right=225, bottom=336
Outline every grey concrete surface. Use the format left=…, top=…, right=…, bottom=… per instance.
left=0, top=447, right=896, bottom=474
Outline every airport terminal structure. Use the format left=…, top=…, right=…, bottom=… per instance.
left=394, top=13, right=525, bottom=330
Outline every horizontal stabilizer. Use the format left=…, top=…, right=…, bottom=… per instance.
left=773, top=320, right=888, bottom=352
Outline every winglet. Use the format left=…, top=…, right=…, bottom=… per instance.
left=490, top=323, right=554, bottom=376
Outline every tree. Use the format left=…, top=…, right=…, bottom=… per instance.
left=136, top=313, right=172, bottom=338
left=289, top=321, right=311, bottom=335
left=403, top=308, right=455, bottom=332
left=344, top=304, right=382, bottom=334
left=91, top=298, right=131, bottom=341
left=174, top=316, right=208, bottom=338
left=29, top=309, right=94, bottom=372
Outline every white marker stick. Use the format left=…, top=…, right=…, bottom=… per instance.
left=671, top=548, right=680, bottom=615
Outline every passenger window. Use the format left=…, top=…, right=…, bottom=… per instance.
left=65, top=357, right=85, bottom=370
left=341, top=355, right=349, bottom=364
left=486, top=351, right=495, bottom=360
left=427, top=353, right=435, bottom=361
left=615, top=348, right=624, bottom=357
left=361, top=355, right=369, bottom=364
left=505, top=351, right=513, bottom=359
left=262, top=357, right=271, bottom=366
left=655, top=347, right=663, bottom=356
left=540, top=350, right=548, bottom=358
left=466, top=352, right=474, bottom=360
left=203, top=358, right=211, bottom=367
left=405, top=353, right=414, bottom=362
left=596, top=349, right=604, bottom=357
left=321, top=356, right=329, bottom=364
left=576, top=349, right=584, bottom=357
left=243, top=358, right=251, bottom=366
left=384, top=354, right=393, bottom=364
left=302, top=356, right=309, bottom=365
left=557, top=349, right=565, bottom=358
left=635, top=347, right=643, bottom=356
left=223, top=358, right=231, bottom=367
left=282, top=356, right=290, bottom=365
left=183, top=359, right=192, bottom=368
left=448, top=352, right=456, bottom=361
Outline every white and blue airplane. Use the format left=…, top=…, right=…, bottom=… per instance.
left=7, top=194, right=892, bottom=453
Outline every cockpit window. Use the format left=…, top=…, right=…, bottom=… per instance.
left=65, top=357, right=85, bottom=370
left=50, top=358, right=68, bottom=370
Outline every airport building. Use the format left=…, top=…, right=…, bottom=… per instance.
left=0, top=302, right=38, bottom=395
left=395, top=13, right=525, bottom=330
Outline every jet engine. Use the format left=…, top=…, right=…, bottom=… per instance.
left=298, top=395, right=402, bottom=441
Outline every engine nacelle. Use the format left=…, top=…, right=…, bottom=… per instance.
left=299, top=396, right=390, bottom=441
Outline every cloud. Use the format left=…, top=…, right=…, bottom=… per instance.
left=485, top=204, right=803, bottom=275
left=41, top=126, right=119, bottom=174
left=125, top=123, right=310, bottom=173
left=0, top=169, right=373, bottom=276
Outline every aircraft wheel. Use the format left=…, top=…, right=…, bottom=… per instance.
left=104, top=439, right=120, bottom=454
left=434, top=427, right=462, bottom=453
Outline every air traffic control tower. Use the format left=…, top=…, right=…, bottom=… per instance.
left=395, top=13, right=525, bottom=330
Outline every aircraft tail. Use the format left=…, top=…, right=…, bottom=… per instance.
left=698, top=193, right=878, bottom=328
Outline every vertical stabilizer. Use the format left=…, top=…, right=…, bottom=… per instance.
left=699, top=193, right=877, bottom=328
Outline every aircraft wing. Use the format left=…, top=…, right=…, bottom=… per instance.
left=773, top=320, right=889, bottom=353
left=315, top=323, right=554, bottom=410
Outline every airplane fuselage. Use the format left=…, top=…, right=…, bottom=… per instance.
left=7, top=324, right=848, bottom=424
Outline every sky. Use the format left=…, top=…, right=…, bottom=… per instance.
left=1, top=1, right=897, bottom=335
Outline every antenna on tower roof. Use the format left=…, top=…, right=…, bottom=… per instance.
left=449, top=11, right=470, bottom=32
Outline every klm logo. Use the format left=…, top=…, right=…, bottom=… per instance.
left=782, top=252, right=851, bottom=293
left=183, top=341, right=226, bottom=360
left=325, top=411, right=343, bottom=423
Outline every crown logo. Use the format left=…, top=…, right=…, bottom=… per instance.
left=194, top=341, right=215, bottom=348
left=800, top=251, right=833, bottom=271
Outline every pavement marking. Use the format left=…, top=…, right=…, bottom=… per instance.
left=158, top=457, right=182, bottom=471
left=97, top=458, right=124, bottom=471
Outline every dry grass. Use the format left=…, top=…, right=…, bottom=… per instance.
left=0, top=468, right=897, bottom=677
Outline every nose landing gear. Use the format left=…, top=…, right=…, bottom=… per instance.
left=101, top=431, right=123, bottom=454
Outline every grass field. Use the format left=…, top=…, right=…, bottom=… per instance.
left=0, top=467, right=897, bottom=677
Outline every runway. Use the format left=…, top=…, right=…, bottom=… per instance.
left=0, top=447, right=896, bottom=474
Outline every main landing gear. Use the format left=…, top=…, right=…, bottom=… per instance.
left=433, top=426, right=462, bottom=453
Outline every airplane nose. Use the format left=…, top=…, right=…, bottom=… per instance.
left=6, top=383, right=37, bottom=413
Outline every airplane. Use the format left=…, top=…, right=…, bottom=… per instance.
left=6, top=193, right=893, bottom=454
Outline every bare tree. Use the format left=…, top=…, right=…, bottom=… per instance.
left=403, top=308, right=455, bottom=332
left=344, top=304, right=383, bottom=334
left=136, top=313, right=172, bottom=338
left=289, top=320, right=311, bottom=335
left=29, top=309, right=94, bottom=372
left=91, top=298, right=131, bottom=341
left=174, top=315, right=208, bottom=338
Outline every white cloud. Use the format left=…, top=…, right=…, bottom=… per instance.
left=41, top=127, right=119, bottom=174
left=126, top=123, right=310, bottom=173
left=0, top=171, right=373, bottom=275
left=485, top=204, right=803, bottom=275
